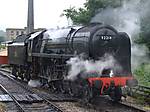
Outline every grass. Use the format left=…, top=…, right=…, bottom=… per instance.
left=134, top=63, right=150, bottom=87
left=132, top=63, right=150, bottom=106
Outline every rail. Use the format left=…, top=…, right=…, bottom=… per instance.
left=0, top=83, right=26, bottom=112
left=131, top=85, right=150, bottom=97
left=0, top=68, right=64, bottom=112
left=118, top=101, right=147, bottom=112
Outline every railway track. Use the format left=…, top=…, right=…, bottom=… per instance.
left=0, top=68, right=76, bottom=102
left=118, top=101, right=147, bottom=112
left=131, top=85, right=150, bottom=100
left=89, top=96, right=148, bottom=112
left=0, top=83, right=25, bottom=112
left=0, top=68, right=149, bottom=112
left=0, top=70, right=64, bottom=112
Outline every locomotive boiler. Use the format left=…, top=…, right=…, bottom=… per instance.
left=8, top=23, right=137, bottom=102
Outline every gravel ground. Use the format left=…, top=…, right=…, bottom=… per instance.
left=53, top=102, right=98, bottom=112
left=52, top=96, right=147, bottom=112
left=0, top=102, right=6, bottom=112
left=122, top=96, right=150, bottom=112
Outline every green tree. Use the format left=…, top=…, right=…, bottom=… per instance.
left=133, top=0, right=150, bottom=52
left=62, top=0, right=123, bottom=25
left=0, top=36, right=4, bottom=42
left=62, top=7, right=90, bottom=25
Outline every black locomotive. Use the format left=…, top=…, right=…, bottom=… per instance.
left=8, top=23, right=137, bottom=102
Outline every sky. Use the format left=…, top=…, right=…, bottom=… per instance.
left=0, top=0, right=85, bottom=31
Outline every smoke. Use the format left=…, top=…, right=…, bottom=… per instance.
left=131, top=44, right=149, bottom=70
left=66, top=54, right=122, bottom=80
left=43, top=29, right=70, bottom=41
left=91, top=0, right=141, bottom=37
left=91, top=0, right=150, bottom=70
left=28, top=79, right=42, bottom=87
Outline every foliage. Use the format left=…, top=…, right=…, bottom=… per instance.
left=62, top=7, right=91, bottom=25
left=0, top=36, right=5, bottom=43
left=0, top=45, right=6, bottom=49
left=62, top=0, right=123, bottom=25
left=134, top=35, right=149, bottom=52
left=134, top=63, right=150, bottom=86
left=135, top=1, right=150, bottom=52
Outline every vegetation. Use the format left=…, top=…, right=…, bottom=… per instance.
left=134, top=16, right=150, bottom=86
left=0, top=36, right=5, bottom=43
left=0, top=44, right=6, bottom=50
left=134, top=63, right=150, bottom=86
left=62, top=0, right=123, bottom=25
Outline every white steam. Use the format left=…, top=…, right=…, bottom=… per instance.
left=131, top=44, right=149, bottom=70
left=91, top=1, right=141, bottom=37
left=67, top=54, right=122, bottom=80
left=28, top=79, right=42, bottom=87
left=91, top=0, right=150, bottom=70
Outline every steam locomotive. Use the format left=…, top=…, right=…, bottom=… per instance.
left=8, top=23, right=137, bottom=102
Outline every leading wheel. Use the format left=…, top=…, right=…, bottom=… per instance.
left=82, top=82, right=93, bottom=103
left=24, top=69, right=31, bottom=82
left=109, top=86, right=122, bottom=102
left=12, top=66, right=18, bottom=78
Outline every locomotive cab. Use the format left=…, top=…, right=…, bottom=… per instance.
left=8, top=34, right=28, bottom=65
left=8, top=34, right=30, bottom=79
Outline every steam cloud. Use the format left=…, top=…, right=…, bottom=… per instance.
left=91, top=0, right=150, bottom=70
left=28, top=79, right=42, bottom=87
left=67, top=54, right=122, bottom=80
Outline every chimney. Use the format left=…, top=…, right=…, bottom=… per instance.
left=27, top=0, right=34, bottom=34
